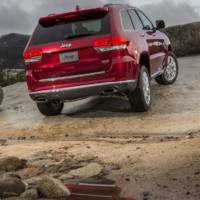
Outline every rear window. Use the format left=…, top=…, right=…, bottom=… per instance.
left=30, top=13, right=110, bottom=46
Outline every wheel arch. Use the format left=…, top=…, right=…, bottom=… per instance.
left=168, top=44, right=172, bottom=51
left=139, top=52, right=151, bottom=76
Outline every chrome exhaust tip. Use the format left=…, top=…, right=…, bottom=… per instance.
left=35, top=97, right=48, bottom=103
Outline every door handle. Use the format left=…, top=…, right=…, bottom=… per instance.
left=140, top=33, right=145, bottom=37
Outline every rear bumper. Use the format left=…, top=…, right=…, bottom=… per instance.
left=30, top=80, right=137, bottom=102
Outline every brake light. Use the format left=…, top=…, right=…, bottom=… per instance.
left=94, top=36, right=128, bottom=52
left=24, top=49, right=43, bottom=63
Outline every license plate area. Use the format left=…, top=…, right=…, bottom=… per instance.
left=59, top=51, right=79, bottom=63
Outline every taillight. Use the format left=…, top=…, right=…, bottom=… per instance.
left=94, top=36, right=128, bottom=52
left=24, top=49, right=43, bottom=63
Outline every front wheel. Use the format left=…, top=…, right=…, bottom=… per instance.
left=128, top=66, right=151, bottom=112
left=155, top=51, right=179, bottom=85
left=37, top=101, right=64, bottom=116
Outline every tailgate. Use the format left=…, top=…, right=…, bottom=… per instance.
left=26, top=7, right=111, bottom=82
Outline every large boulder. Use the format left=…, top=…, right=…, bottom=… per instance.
left=0, top=177, right=26, bottom=198
left=163, top=22, right=200, bottom=57
left=0, top=86, right=3, bottom=105
left=37, top=175, right=71, bottom=199
left=0, top=157, right=27, bottom=172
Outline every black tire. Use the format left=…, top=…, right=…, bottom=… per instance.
left=37, top=101, right=64, bottom=116
left=128, top=66, right=151, bottom=112
left=155, top=51, right=179, bottom=85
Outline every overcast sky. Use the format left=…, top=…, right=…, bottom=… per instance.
left=0, top=0, right=200, bottom=35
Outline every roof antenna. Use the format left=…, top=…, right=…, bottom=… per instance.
left=76, top=5, right=80, bottom=11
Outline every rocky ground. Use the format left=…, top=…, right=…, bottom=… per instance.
left=0, top=138, right=199, bottom=200
left=0, top=56, right=200, bottom=200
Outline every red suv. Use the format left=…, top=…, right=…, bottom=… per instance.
left=24, top=4, right=179, bottom=116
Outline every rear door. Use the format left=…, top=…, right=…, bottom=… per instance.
left=128, top=9, right=156, bottom=75
left=136, top=9, right=166, bottom=75
left=27, top=9, right=111, bottom=82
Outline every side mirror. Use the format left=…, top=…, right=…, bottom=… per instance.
left=156, top=20, right=166, bottom=29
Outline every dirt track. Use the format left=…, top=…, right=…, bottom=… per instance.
left=0, top=56, right=200, bottom=200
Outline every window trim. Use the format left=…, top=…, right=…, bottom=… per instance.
left=134, top=8, right=155, bottom=31
left=29, top=13, right=111, bottom=46
left=120, top=9, right=135, bottom=32
left=127, top=9, right=144, bottom=31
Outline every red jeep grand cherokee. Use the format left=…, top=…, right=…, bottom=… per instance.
left=24, top=4, right=179, bottom=116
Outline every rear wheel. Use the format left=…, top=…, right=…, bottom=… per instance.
left=155, top=51, right=179, bottom=85
left=37, top=101, right=64, bottom=116
left=128, top=66, right=151, bottom=112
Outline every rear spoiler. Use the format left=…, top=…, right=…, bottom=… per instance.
left=39, top=7, right=109, bottom=27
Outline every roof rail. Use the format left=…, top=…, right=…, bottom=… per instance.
left=48, top=13, right=55, bottom=16
left=104, top=3, right=130, bottom=7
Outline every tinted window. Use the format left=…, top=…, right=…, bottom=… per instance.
left=30, top=13, right=110, bottom=46
left=128, top=10, right=143, bottom=30
left=137, top=10, right=154, bottom=30
left=121, top=10, right=134, bottom=30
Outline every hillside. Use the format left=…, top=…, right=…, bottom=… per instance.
left=163, top=22, right=200, bottom=56
left=0, top=33, right=29, bottom=69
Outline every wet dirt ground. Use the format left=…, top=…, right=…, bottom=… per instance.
left=0, top=56, right=200, bottom=199
left=1, top=56, right=200, bottom=140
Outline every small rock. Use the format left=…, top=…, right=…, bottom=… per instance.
left=0, top=157, right=27, bottom=172
left=163, top=185, right=168, bottom=189
left=0, top=138, right=7, bottom=146
left=185, top=135, right=194, bottom=139
left=194, top=171, right=200, bottom=175
left=125, top=177, right=130, bottom=182
left=0, top=177, right=26, bottom=198
left=37, top=175, right=71, bottom=199
left=17, top=137, right=27, bottom=141
left=68, top=163, right=103, bottom=178
left=20, top=188, right=38, bottom=199
left=3, top=172, right=21, bottom=179
left=25, top=177, right=42, bottom=189
left=59, top=158, right=83, bottom=172
left=0, top=86, right=3, bottom=105
left=186, top=191, right=191, bottom=195
left=59, top=174, right=73, bottom=181
left=143, top=191, right=150, bottom=197
left=78, top=155, right=96, bottom=162
left=142, top=191, right=150, bottom=200
left=44, top=164, right=61, bottom=173
left=17, top=167, right=42, bottom=179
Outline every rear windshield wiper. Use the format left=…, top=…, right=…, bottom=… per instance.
left=64, top=33, right=93, bottom=40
